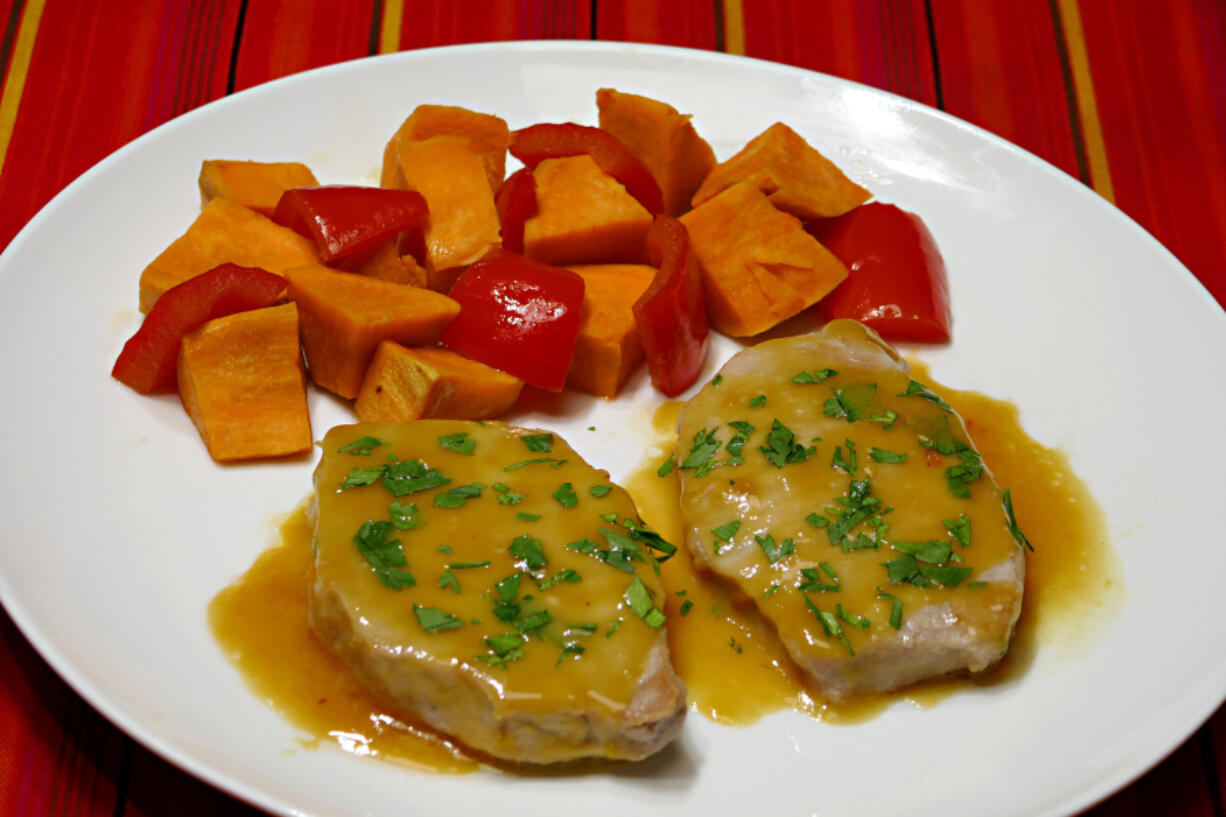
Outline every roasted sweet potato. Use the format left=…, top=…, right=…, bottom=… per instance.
left=284, top=264, right=460, bottom=399
left=523, top=155, right=652, bottom=266
left=691, top=122, right=871, bottom=220
left=381, top=104, right=511, bottom=193
left=394, top=135, right=502, bottom=289
left=139, top=197, right=319, bottom=313
left=177, top=302, right=312, bottom=462
left=198, top=160, right=319, bottom=217
left=680, top=181, right=849, bottom=337
left=336, top=236, right=428, bottom=287
left=565, top=264, right=655, bottom=397
left=596, top=88, right=716, bottom=217
left=355, top=342, right=523, bottom=421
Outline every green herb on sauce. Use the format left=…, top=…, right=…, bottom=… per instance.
left=537, top=569, right=582, bottom=590
left=515, top=512, right=541, bottom=521
left=552, top=482, right=579, bottom=508
left=869, top=447, right=907, bottom=464
left=414, top=604, right=463, bottom=633
left=657, top=456, right=675, bottom=477
left=748, top=394, right=766, bottom=407
left=382, top=459, right=452, bottom=497
left=338, top=436, right=387, bottom=456
left=438, top=431, right=476, bottom=455
left=943, top=514, right=972, bottom=547
left=388, top=500, right=422, bottom=530
left=504, top=457, right=567, bottom=471
left=681, top=428, right=723, bottom=475
left=1003, top=489, right=1034, bottom=551
left=624, top=577, right=666, bottom=629
left=805, top=512, right=829, bottom=528
left=438, top=570, right=461, bottom=594
left=352, top=520, right=415, bottom=590
left=589, top=485, right=612, bottom=497
left=520, top=433, right=554, bottom=452
left=759, top=419, right=815, bottom=467
left=791, top=368, right=837, bottom=384
left=492, top=483, right=525, bottom=505
left=508, top=534, right=548, bottom=570
left=837, top=603, right=871, bottom=630
left=823, top=382, right=877, bottom=423
left=679, top=600, right=694, bottom=616
left=876, top=588, right=903, bottom=629
left=869, top=409, right=899, bottom=430
left=899, top=379, right=953, bottom=412
left=433, top=483, right=485, bottom=508
left=756, top=533, right=796, bottom=564
left=805, top=596, right=853, bottom=654
left=831, top=439, right=858, bottom=474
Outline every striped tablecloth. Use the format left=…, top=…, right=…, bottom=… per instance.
left=1, top=2, right=1223, bottom=814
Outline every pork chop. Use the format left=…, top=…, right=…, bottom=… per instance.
left=309, top=421, right=685, bottom=763
left=674, top=320, right=1026, bottom=701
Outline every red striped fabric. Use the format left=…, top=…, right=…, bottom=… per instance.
left=595, top=0, right=719, bottom=49
left=392, top=0, right=593, bottom=49
left=1078, top=0, right=1226, bottom=305
left=232, top=1, right=378, bottom=92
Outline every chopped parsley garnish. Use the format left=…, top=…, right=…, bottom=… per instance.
left=825, top=477, right=891, bottom=551
left=449, top=561, right=490, bottom=569
left=414, top=604, right=463, bottom=633
left=791, top=368, right=837, bottom=384
left=382, top=459, right=451, bottom=497
left=552, top=482, right=579, bottom=508
left=657, top=456, right=675, bottom=477
left=805, top=596, right=853, bottom=654
left=681, top=428, right=723, bottom=475
left=514, top=609, right=553, bottom=633
left=438, top=432, right=475, bottom=455
left=438, top=570, right=461, bottom=593
left=805, top=512, right=829, bottom=528
left=605, top=620, right=621, bottom=638
left=943, top=514, right=972, bottom=547
left=508, top=534, right=548, bottom=570
left=352, top=520, right=415, bottom=590
left=504, top=457, right=567, bottom=471
left=388, top=500, right=422, bottom=530
left=537, top=569, right=582, bottom=590
left=679, top=600, right=694, bottom=616
left=869, top=447, right=907, bottom=463
left=624, top=577, right=666, bottom=629
left=823, top=382, right=877, bottom=422
left=762, top=584, right=780, bottom=599
left=515, top=512, right=540, bottom=521
left=831, top=439, right=857, bottom=474
left=589, top=485, right=612, bottom=498
left=492, top=483, right=525, bottom=505
left=869, top=409, right=899, bottom=430
left=759, top=419, right=815, bottom=467
left=755, top=533, right=795, bottom=564
left=433, top=482, right=485, bottom=508
left=338, top=436, right=387, bottom=456
left=876, top=588, right=903, bottom=629
left=798, top=563, right=840, bottom=593
left=520, top=433, right=554, bottom=452
left=1003, top=489, right=1034, bottom=551
left=899, top=379, right=952, bottom=412
left=712, top=374, right=724, bottom=387
left=945, top=449, right=984, bottom=498
left=890, top=539, right=955, bottom=564
left=340, top=467, right=384, bottom=490
left=748, top=394, right=766, bottom=407
left=728, top=420, right=755, bottom=435
left=556, top=643, right=585, bottom=666
left=837, top=604, right=870, bottom=630
left=882, top=554, right=973, bottom=587
left=711, top=520, right=741, bottom=550
left=485, top=634, right=525, bottom=657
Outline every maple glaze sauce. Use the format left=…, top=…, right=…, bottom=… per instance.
left=210, top=364, right=1118, bottom=768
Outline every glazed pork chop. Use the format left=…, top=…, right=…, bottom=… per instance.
left=309, top=421, right=685, bottom=763
left=674, top=320, right=1026, bottom=701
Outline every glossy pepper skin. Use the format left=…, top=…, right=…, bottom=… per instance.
left=809, top=202, right=952, bottom=342
left=494, top=167, right=538, bottom=255
left=509, top=123, right=665, bottom=215
left=633, top=216, right=709, bottom=397
left=440, top=249, right=585, bottom=392
left=272, top=185, right=428, bottom=263
left=112, top=263, right=285, bottom=393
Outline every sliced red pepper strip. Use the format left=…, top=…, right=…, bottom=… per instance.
left=440, top=249, right=585, bottom=392
left=509, top=123, right=665, bottom=216
left=810, top=202, right=952, bottom=342
left=112, top=263, right=285, bottom=394
left=494, top=167, right=539, bottom=255
left=633, top=216, right=710, bottom=397
left=272, top=185, right=428, bottom=263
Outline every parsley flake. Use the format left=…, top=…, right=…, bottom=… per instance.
left=414, top=604, right=463, bottom=633
left=791, top=368, right=837, bottom=384
left=759, top=419, right=815, bottom=467
left=869, top=447, right=907, bottom=464
left=520, top=433, right=554, bottom=452
left=508, top=535, right=548, bottom=570
left=589, top=485, right=612, bottom=498
left=438, top=432, right=476, bottom=455
left=338, top=436, right=387, bottom=456
left=552, top=482, right=579, bottom=508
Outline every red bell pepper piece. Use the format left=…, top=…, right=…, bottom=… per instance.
left=440, top=250, right=585, bottom=392
left=272, top=185, right=428, bottom=263
left=633, top=216, right=709, bottom=397
left=809, top=203, right=952, bottom=342
left=495, top=167, right=539, bottom=255
left=112, top=263, right=285, bottom=393
left=509, top=123, right=665, bottom=216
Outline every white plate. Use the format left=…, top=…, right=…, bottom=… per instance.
left=1, top=41, right=1224, bottom=817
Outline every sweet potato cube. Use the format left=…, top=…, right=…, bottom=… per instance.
left=596, top=88, right=716, bottom=217
left=355, top=343, right=523, bottom=422
left=284, top=265, right=461, bottom=399
left=394, top=136, right=502, bottom=287
left=680, top=181, right=849, bottom=337
left=198, top=160, right=319, bottom=217
left=565, top=264, right=655, bottom=397
left=140, top=198, right=319, bottom=312
left=177, top=302, right=312, bottom=462
left=691, top=122, right=871, bottom=220
left=336, top=237, right=428, bottom=287
left=523, top=155, right=652, bottom=267
left=381, top=104, right=511, bottom=193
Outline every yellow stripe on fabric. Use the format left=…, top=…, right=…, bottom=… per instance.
left=1055, top=0, right=1115, bottom=203
left=0, top=0, right=48, bottom=181
left=723, top=0, right=745, bottom=55
left=379, top=0, right=405, bottom=54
